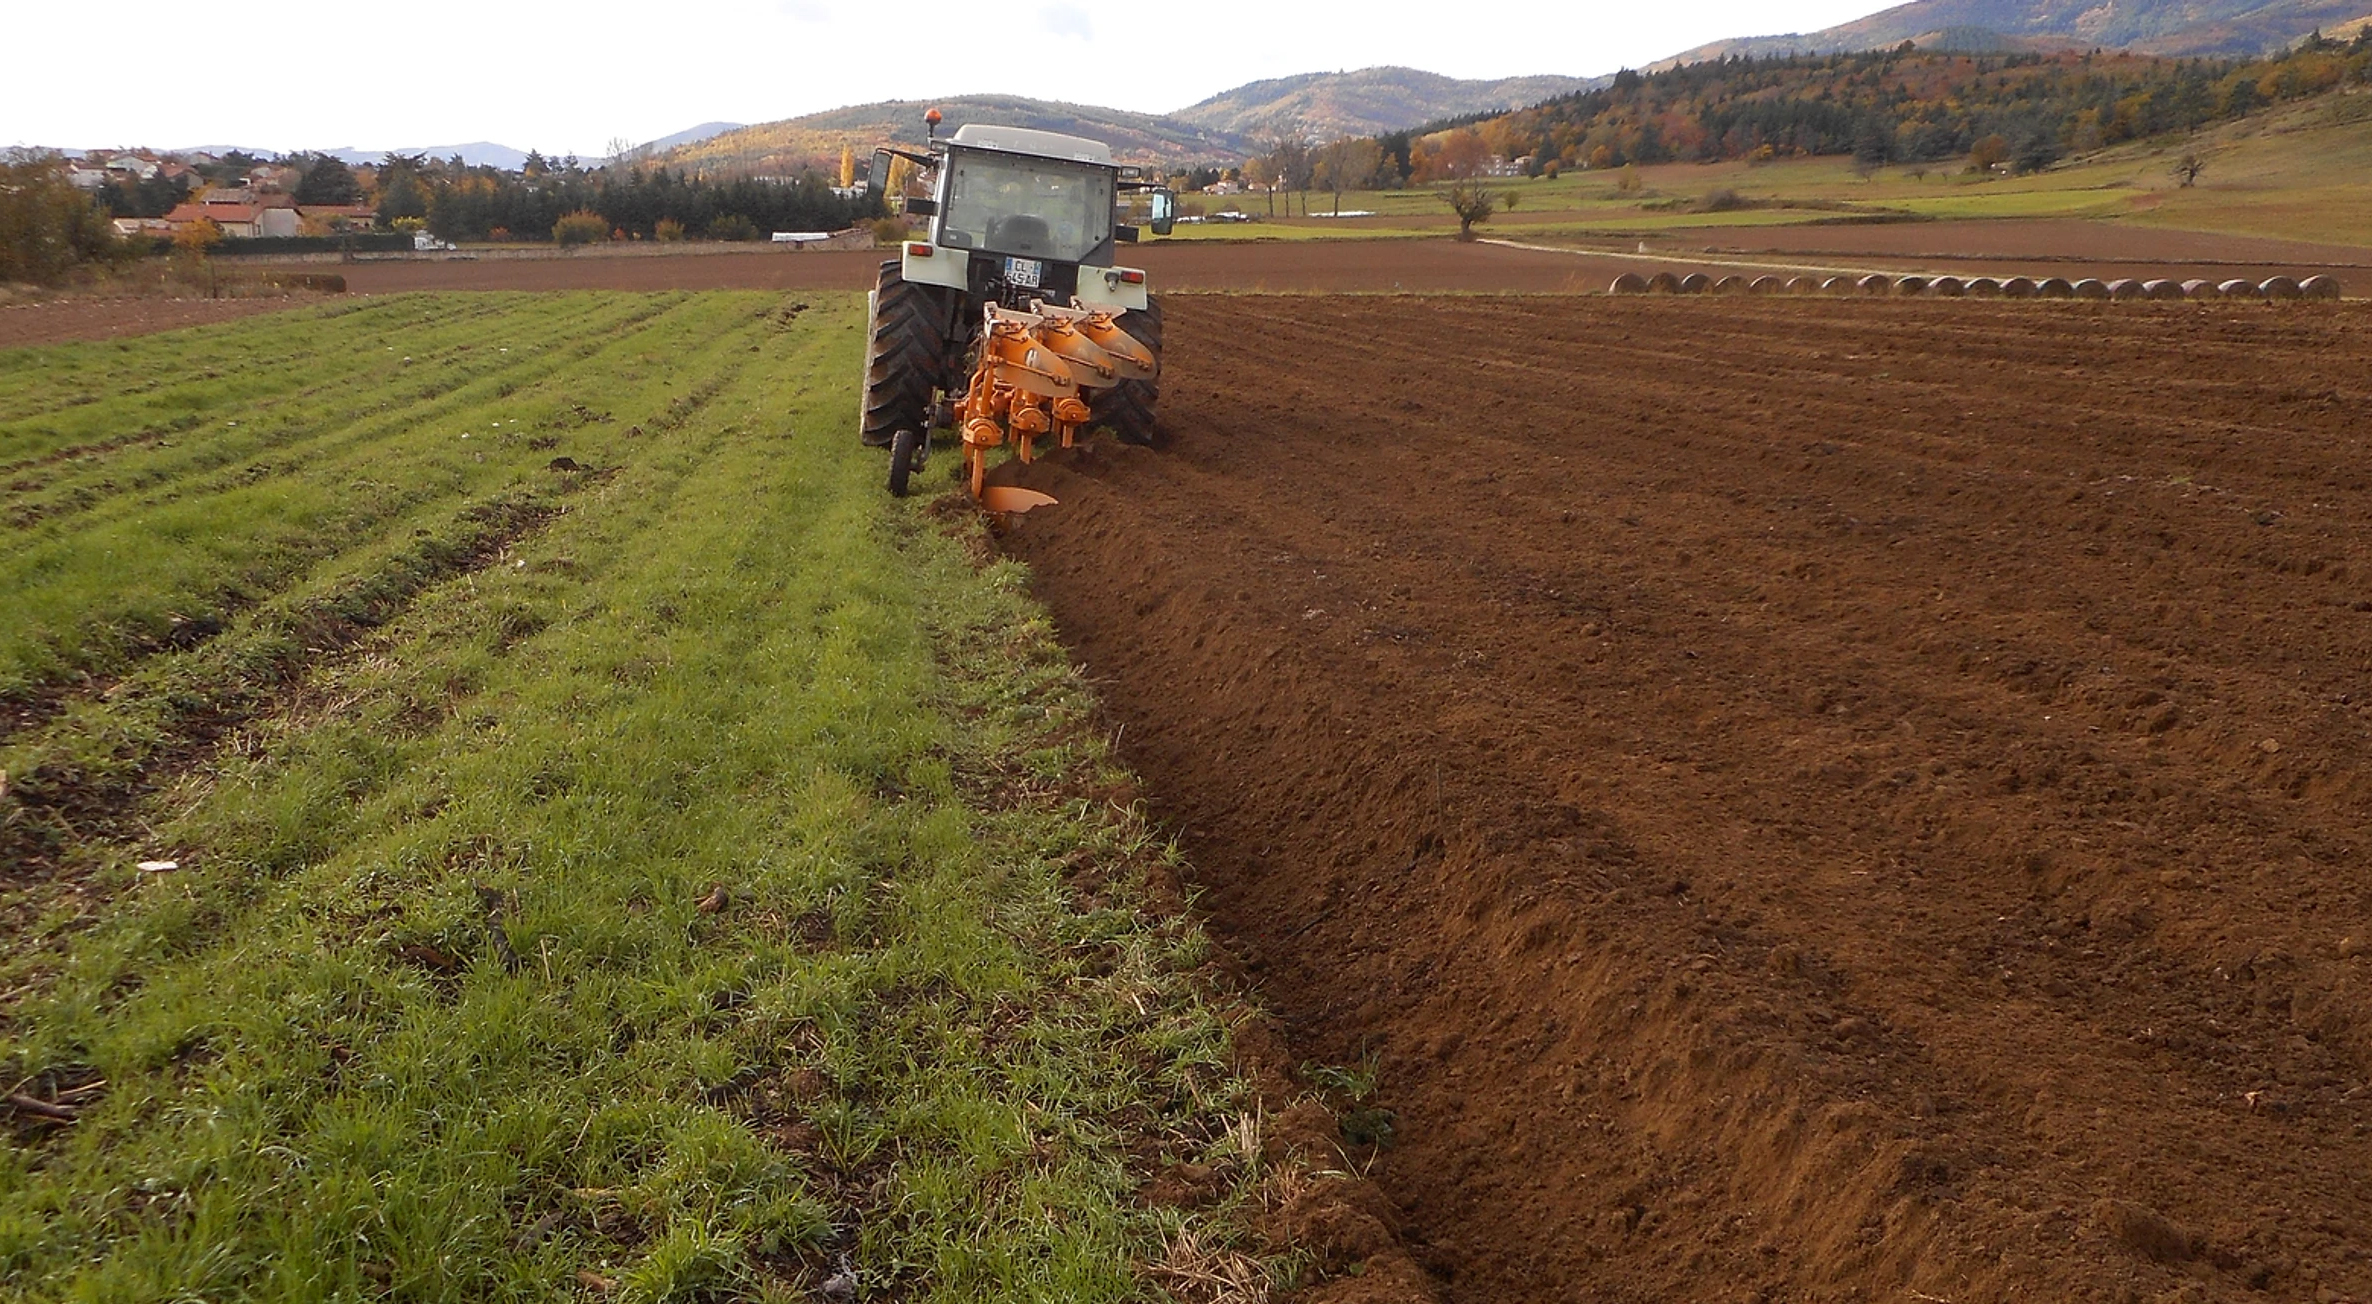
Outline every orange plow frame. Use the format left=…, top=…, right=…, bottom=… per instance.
left=956, top=302, right=1155, bottom=504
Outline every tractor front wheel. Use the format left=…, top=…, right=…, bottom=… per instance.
left=887, top=428, right=924, bottom=498
left=1091, top=294, right=1162, bottom=446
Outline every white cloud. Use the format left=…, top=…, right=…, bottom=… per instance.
left=1041, top=3, right=1093, bottom=39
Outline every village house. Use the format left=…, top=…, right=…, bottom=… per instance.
left=162, top=189, right=301, bottom=238
left=245, top=163, right=300, bottom=193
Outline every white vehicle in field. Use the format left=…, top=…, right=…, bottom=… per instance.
left=857, top=114, right=1176, bottom=497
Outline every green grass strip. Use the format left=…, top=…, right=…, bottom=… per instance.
left=0, top=292, right=1258, bottom=1303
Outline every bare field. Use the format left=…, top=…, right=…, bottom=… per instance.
left=227, top=225, right=2366, bottom=299
left=994, top=295, right=2372, bottom=1304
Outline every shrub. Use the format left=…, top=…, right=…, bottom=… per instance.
left=1699, top=188, right=1746, bottom=212
left=487, top=226, right=512, bottom=242
left=1440, top=183, right=1498, bottom=240
left=869, top=217, right=908, bottom=246
left=654, top=218, right=686, bottom=242
left=552, top=211, right=608, bottom=246
left=707, top=213, right=760, bottom=242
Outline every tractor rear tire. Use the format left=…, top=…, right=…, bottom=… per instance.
left=1091, top=294, right=1162, bottom=446
left=862, top=260, right=951, bottom=450
left=887, top=428, right=923, bottom=498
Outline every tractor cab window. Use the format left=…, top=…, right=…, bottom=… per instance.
left=939, top=150, right=1112, bottom=264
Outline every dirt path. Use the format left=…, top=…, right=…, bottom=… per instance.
left=995, top=297, right=2372, bottom=1304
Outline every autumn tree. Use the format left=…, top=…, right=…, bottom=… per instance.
left=1441, top=182, right=1498, bottom=240
left=1968, top=134, right=2011, bottom=171
left=2173, top=151, right=2206, bottom=186
left=1435, top=128, right=1492, bottom=180
left=0, top=151, right=124, bottom=283
left=294, top=154, right=360, bottom=204
left=1313, top=137, right=1384, bottom=214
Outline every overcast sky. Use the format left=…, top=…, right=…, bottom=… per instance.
left=7, top=0, right=1897, bottom=156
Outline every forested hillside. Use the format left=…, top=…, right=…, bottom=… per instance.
left=1402, top=31, right=2372, bottom=178
left=1663, top=0, right=2372, bottom=62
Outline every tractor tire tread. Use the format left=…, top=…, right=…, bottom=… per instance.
left=862, top=260, right=949, bottom=448
left=1091, top=295, right=1161, bottom=446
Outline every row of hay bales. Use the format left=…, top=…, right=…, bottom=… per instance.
left=1609, top=270, right=2345, bottom=301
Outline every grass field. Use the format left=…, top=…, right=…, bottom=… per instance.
left=0, top=295, right=1269, bottom=1302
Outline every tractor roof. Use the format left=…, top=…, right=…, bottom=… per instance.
left=945, top=124, right=1114, bottom=166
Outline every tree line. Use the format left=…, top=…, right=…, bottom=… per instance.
left=387, top=155, right=868, bottom=243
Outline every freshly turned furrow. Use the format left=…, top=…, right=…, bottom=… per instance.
left=997, top=295, right=2372, bottom=1304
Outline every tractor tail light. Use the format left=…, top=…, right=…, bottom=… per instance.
left=1119, top=269, right=1145, bottom=284
left=906, top=243, right=933, bottom=257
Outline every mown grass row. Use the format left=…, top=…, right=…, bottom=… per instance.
left=0, top=294, right=1267, bottom=1302
left=0, top=293, right=769, bottom=710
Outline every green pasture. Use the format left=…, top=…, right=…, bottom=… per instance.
left=1160, top=93, right=2372, bottom=249
left=0, top=294, right=1267, bottom=1302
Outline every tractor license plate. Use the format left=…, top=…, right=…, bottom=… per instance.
left=1003, top=256, right=1044, bottom=288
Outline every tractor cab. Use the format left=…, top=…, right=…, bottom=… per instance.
left=870, top=123, right=1173, bottom=311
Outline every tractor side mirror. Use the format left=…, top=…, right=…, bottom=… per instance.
left=903, top=196, right=938, bottom=218
left=1149, top=188, right=1176, bottom=237
left=867, top=151, right=890, bottom=196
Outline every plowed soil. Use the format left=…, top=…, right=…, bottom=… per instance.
left=994, top=297, right=2372, bottom=1304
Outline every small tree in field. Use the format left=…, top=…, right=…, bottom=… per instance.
left=1442, top=183, right=1498, bottom=240
left=1969, top=134, right=2010, bottom=172
left=173, top=217, right=223, bottom=258
left=2173, top=152, right=2207, bottom=187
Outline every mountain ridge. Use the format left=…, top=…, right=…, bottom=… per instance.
left=659, top=67, right=1597, bottom=172
left=1169, top=66, right=1606, bottom=140
left=1659, top=0, right=2372, bottom=65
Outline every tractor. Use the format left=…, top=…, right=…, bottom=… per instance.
left=859, top=114, right=1176, bottom=500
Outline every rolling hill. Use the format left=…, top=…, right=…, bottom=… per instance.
left=1170, top=66, right=1602, bottom=140
left=660, top=69, right=1598, bottom=173
left=664, top=95, right=1253, bottom=173
left=1660, top=0, right=2372, bottom=64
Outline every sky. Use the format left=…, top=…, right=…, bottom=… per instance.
left=6, top=0, right=1898, bottom=157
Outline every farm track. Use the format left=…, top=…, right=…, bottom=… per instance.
left=998, top=296, right=2372, bottom=1304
